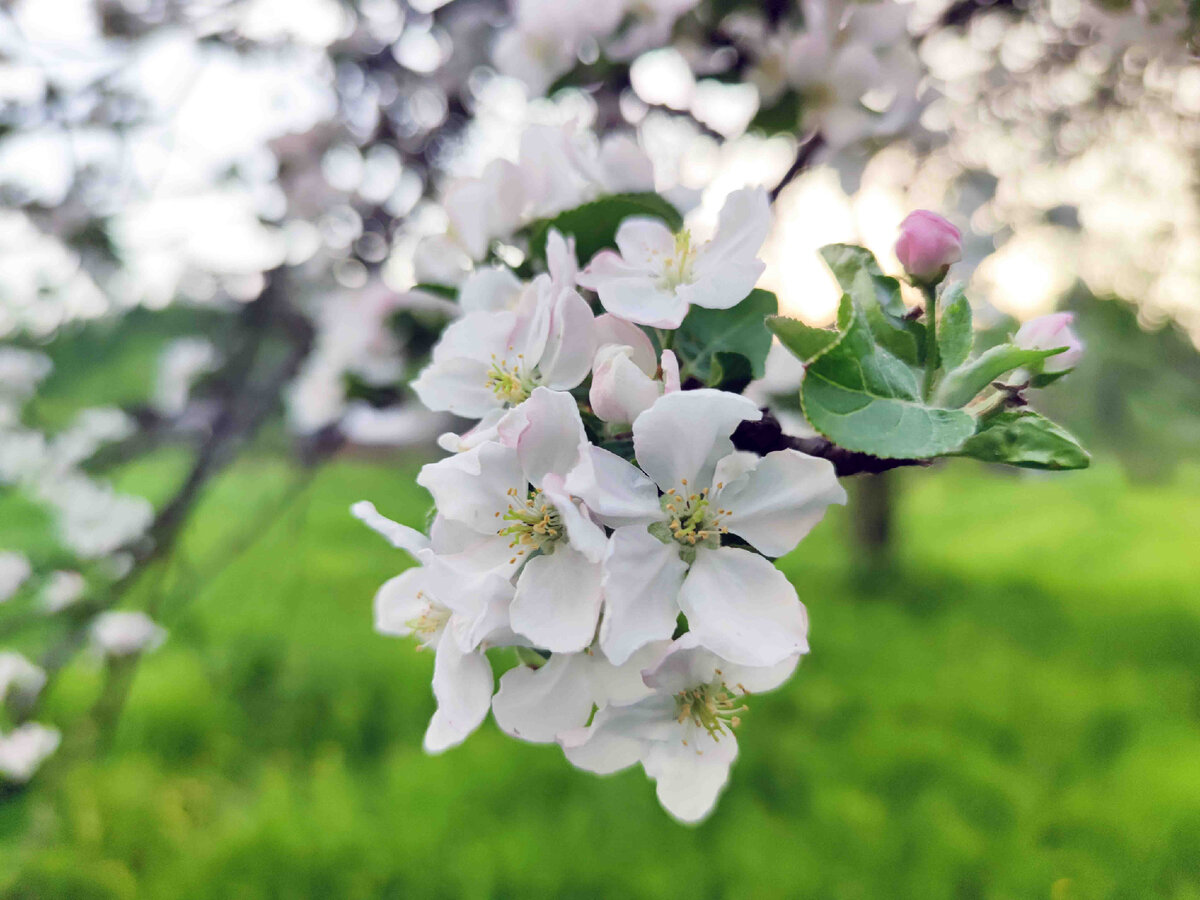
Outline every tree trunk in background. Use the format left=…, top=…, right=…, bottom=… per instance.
left=850, top=471, right=896, bottom=583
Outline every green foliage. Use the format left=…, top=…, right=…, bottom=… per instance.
left=937, top=284, right=973, bottom=371
left=934, top=344, right=1064, bottom=409
left=5, top=456, right=1200, bottom=898
left=526, top=193, right=683, bottom=267
left=673, top=289, right=777, bottom=388
left=820, top=244, right=925, bottom=366
left=957, top=409, right=1090, bottom=470
left=801, top=297, right=976, bottom=459
left=766, top=315, right=838, bottom=362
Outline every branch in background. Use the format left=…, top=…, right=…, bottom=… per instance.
left=770, top=132, right=824, bottom=202
left=732, top=411, right=932, bottom=477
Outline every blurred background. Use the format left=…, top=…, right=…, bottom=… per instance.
left=2, top=0, right=1200, bottom=897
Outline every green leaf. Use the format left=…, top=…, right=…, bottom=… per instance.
left=956, top=409, right=1091, bottom=470
left=937, top=284, right=973, bottom=371
left=709, top=352, right=754, bottom=393
left=820, top=243, right=925, bottom=366
left=674, top=289, right=777, bottom=387
left=767, top=315, right=838, bottom=362
left=412, top=282, right=458, bottom=300
left=934, top=344, right=1066, bottom=409
left=801, top=297, right=976, bottom=459
left=527, top=193, right=683, bottom=266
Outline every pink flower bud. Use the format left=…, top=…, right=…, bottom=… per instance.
left=1014, top=312, right=1084, bottom=372
left=895, top=210, right=962, bottom=284
left=590, top=344, right=662, bottom=424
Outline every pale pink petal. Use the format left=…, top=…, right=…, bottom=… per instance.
left=513, top=387, right=587, bottom=487
left=511, top=546, right=603, bottom=653
left=599, top=525, right=687, bottom=665
left=492, top=653, right=595, bottom=743
left=537, top=286, right=596, bottom=389
left=715, top=449, right=846, bottom=557
left=564, top=446, right=661, bottom=528
left=677, top=547, right=809, bottom=666
left=423, top=638, right=494, bottom=753
left=615, top=217, right=676, bottom=269
left=592, top=313, right=657, bottom=373
left=632, top=390, right=761, bottom=492
left=417, top=442, right=524, bottom=534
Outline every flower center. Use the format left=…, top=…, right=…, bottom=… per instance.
left=486, top=354, right=540, bottom=405
left=675, top=678, right=748, bottom=740
left=497, top=487, right=564, bottom=562
left=661, top=484, right=728, bottom=548
left=659, top=230, right=697, bottom=290
left=407, top=591, right=451, bottom=646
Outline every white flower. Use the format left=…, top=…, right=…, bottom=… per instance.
left=559, top=633, right=799, bottom=823
left=0, top=552, right=31, bottom=602
left=154, top=337, right=219, bottom=416
left=0, top=723, right=61, bottom=783
left=354, top=500, right=525, bottom=752
left=565, top=389, right=846, bottom=666
left=443, top=158, right=528, bottom=261
left=412, top=276, right=596, bottom=419
left=90, top=611, right=166, bottom=657
left=577, top=187, right=770, bottom=328
left=0, top=652, right=46, bottom=705
left=40, top=570, right=86, bottom=613
left=417, top=388, right=609, bottom=653
left=589, top=314, right=680, bottom=424
left=492, top=640, right=671, bottom=743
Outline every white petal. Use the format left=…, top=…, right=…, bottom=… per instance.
left=510, top=546, right=603, bottom=653
left=614, top=217, right=676, bottom=269
left=459, top=266, right=523, bottom=313
left=632, top=390, right=761, bottom=492
left=696, top=187, right=771, bottom=269
left=430, top=309, right=516, bottom=364
left=677, top=547, right=809, bottom=666
left=644, top=632, right=798, bottom=695
left=351, top=501, right=430, bottom=556
left=411, top=356, right=497, bottom=418
left=564, top=445, right=661, bottom=528
left=545, top=229, right=579, bottom=288
left=542, top=473, right=608, bottom=564
left=599, top=525, right=687, bottom=665
left=512, top=387, right=586, bottom=487
left=578, top=252, right=689, bottom=328
left=373, top=568, right=428, bottom=637
left=590, top=639, right=672, bottom=705
left=678, top=258, right=765, bottom=311
left=643, top=727, right=738, bottom=824
left=423, top=637, right=494, bottom=754
left=660, top=349, right=681, bottom=393
left=538, top=286, right=596, bottom=389
left=492, top=653, right=595, bottom=743
left=559, top=696, right=675, bottom=774
left=715, top=449, right=846, bottom=557
left=592, top=313, right=657, bottom=373
left=417, top=442, right=524, bottom=534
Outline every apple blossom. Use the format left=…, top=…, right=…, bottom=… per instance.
left=1015, top=312, right=1085, bottom=373
left=0, top=551, right=31, bottom=602
left=90, top=611, right=166, bottom=657
left=577, top=187, right=771, bottom=328
left=559, top=633, right=800, bottom=823
left=0, top=723, right=61, bottom=784
left=894, top=210, right=962, bottom=285
left=589, top=314, right=680, bottom=424
left=0, top=652, right=45, bottom=705
left=564, top=389, right=846, bottom=666
left=412, top=275, right=596, bottom=419
left=417, top=388, right=608, bottom=653
left=492, top=640, right=671, bottom=743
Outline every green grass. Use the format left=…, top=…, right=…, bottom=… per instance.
left=2, top=450, right=1200, bottom=899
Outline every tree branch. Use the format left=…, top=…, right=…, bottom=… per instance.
left=731, top=411, right=932, bottom=477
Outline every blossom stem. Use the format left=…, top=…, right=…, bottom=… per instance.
left=922, top=283, right=939, bottom=400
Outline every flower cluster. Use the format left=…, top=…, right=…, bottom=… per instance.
left=360, top=129, right=849, bottom=822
